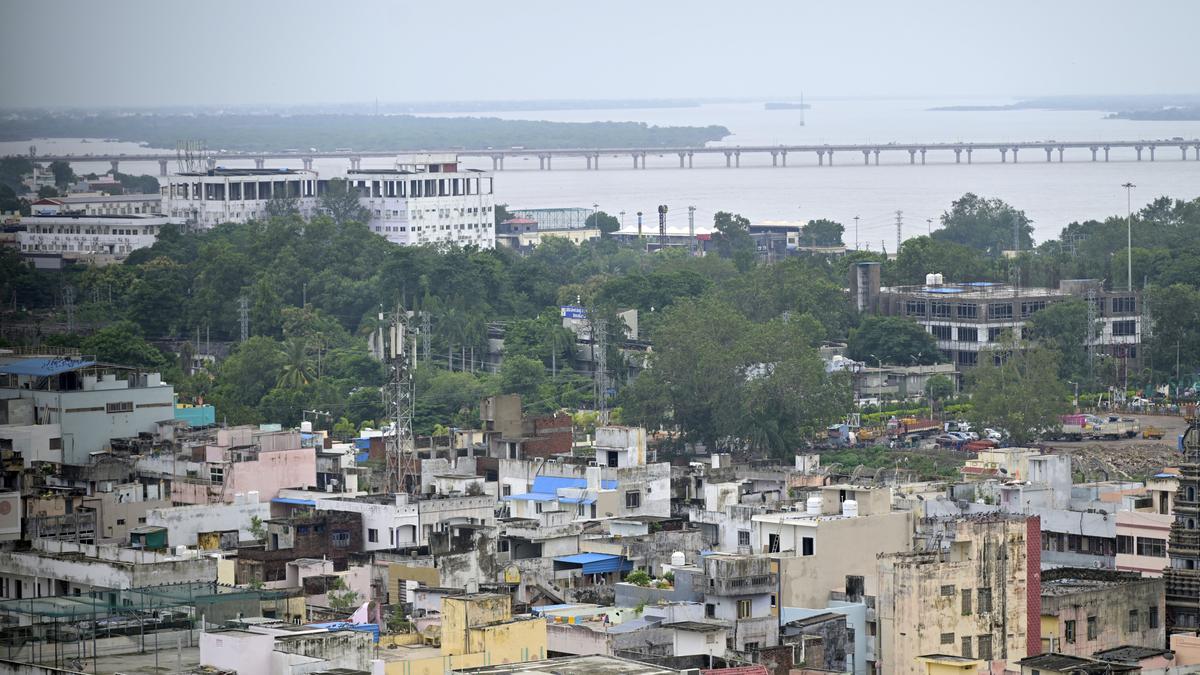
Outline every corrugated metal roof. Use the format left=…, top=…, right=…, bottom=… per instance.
left=553, top=553, right=632, bottom=575
left=0, top=358, right=96, bottom=376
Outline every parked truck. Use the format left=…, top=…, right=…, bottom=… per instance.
left=1057, top=414, right=1140, bottom=441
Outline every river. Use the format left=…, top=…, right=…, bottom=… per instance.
left=6, top=97, right=1200, bottom=247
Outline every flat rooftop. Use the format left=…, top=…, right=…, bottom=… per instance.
left=1041, top=576, right=1129, bottom=597
left=175, top=168, right=309, bottom=177
left=453, top=654, right=678, bottom=675
left=881, top=282, right=1070, bottom=300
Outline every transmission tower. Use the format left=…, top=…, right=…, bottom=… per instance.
left=894, top=210, right=904, bottom=255
left=381, top=307, right=418, bottom=495
left=657, top=205, right=668, bottom=252
left=595, top=318, right=609, bottom=425
left=688, top=206, right=696, bottom=256
left=238, top=296, right=249, bottom=342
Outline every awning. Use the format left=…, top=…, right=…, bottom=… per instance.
left=0, top=358, right=96, bottom=376
left=553, top=553, right=632, bottom=575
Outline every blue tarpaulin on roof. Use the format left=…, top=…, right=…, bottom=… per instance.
left=0, top=358, right=96, bottom=376
left=306, top=622, right=380, bottom=642
left=554, top=553, right=632, bottom=575
left=504, top=492, right=559, bottom=502
left=531, top=476, right=617, bottom=493
left=272, top=497, right=317, bottom=506
left=355, top=452, right=369, bottom=464
left=354, top=438, right=371, bottom=449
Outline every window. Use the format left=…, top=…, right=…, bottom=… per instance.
left=105, top=401, right=134, bottom=413
left=1113, top=320, right=1137, bottom=337
left=976, top=588, right=992, bottom=614
left=940, top=584, right=956, bottom=597
left=957, top=303, right=978, bottom=319
left=1117, top=535, right=1134, bottom=554
left=1128, top=609, right=1139, bottom=632
left=706, top=633, right=717, bottom=644
left=960, top=636, right=972, bottom=658
left=957, top=352, right=978, bottom=366
left=768, top=533, right=781, bottom=553
left=905, top=300, right=926, bottom=316
left=705, top=603, right=715, bottom=618
left=988, top=303, right=1013, bottom=319
left=987, top=327, right=1005, bottom=342
left=736, top=599, right=752, bottom=619
left=210, top=467, right=224, bottom=484
left=961, top=589, right=972, bottom=615
left=931, top=325, right=952, bottom=340
left=931, top=301, right=951, bottom=318
left=1112, top=296, right=1136, bottom=313
left=116, top=519, right=125, bottom=526
left=1087, top=615, right=1098, bottom=640
left=502, top=485, right=511, bottom=497
left=977, top=635, right=992, bottom=662
left=625, top=491, right=640, bottom=509
left=802, top=537, right=814, bottom=556
left=738, top=530, right=750, bottom=547
left=1149, top=606, right=1159, bottom=629
left=368, top=528, right=378, bottom=543
left=1021, top=300, right=1047, bottom=317
left=1064, top=619, right=1076, bottom=643
left=331, top=530, right=351, bottom=548
left=940, top=632, right=954, bottom=645
left=957, top=327, right=978, bottom=342
left=1136, top=537, right=1166, bottom=557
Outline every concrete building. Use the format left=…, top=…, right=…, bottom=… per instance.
left=17, top=213, right=168, bottom=261
left=1165, top=415, right=1200, bottom=636
left=1039, top=568, right=1165, bottom=656
left=701, top=554, right=779, bottom=652
left=162, top=167, right=320, bottom=227
left=79, top=480, right=170, bottom=543
left=144, top=492, right=271, bottom=547
left=851, top=263, right=1142, bottom=369
left=314, top=491, right=496, bottom=552
left=876, top=514, right=1041, bottom=675
left=0, top=357, right=174, bottom=465
left=236, top=509, right=364, bottom=583
left=54, top=192, right=162, bottom=216
left=496, top=216, right=600, bottom=250
left=164, top=427, right=317, bottom=505
left=199, top=622, right=380, bottom=675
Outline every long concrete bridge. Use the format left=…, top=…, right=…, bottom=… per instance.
left=20, top=138, right=1200, bottom=175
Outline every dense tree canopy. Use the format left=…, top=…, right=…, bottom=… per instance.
left=933, top=193, right=1034, bottom=257
left=847, top=316, right=942, bottom=365
left=968, top=344, right=1070, bottom=445
left=800, top=219, right=844, bottom=247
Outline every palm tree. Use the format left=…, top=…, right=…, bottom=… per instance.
left=277, top=338, right=314, bottom=388
left=542, top=321, right=575, bottom=379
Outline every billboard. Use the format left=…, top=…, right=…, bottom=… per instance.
left=560, top=306, right=587, bottom=319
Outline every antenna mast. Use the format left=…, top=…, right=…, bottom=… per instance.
left=383, top=307, right=418, bottom=494
left=894, top=210, right=904, bottom=256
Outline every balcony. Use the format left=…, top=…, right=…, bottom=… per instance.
left=707, top=574, right=776, bottom=597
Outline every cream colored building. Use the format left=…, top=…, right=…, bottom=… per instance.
left=876, top=515, right=1036, bottom=675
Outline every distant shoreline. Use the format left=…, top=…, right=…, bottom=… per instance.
left=930, top=94, right=1200, bottom=115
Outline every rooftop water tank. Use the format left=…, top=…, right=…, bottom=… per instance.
left=671, top=551, right=686, bottom=567
left=301, top=420, right=313, bottom=433
left=806, top=496, right=822, bottom=515
left=842, top=499, right=859, bottom=517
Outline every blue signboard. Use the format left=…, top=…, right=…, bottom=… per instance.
left=560, top=306, right=587, bottom=319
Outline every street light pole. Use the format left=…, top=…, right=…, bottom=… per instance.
left=853, top=215, right=860, bottom=251
left=1122, top=182, right=1135, bottom=292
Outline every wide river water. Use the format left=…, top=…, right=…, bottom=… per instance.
left=6, top=97, right=1200, bottom=247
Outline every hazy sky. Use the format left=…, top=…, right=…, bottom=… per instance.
left=2, top=0, right=1199, bottom=108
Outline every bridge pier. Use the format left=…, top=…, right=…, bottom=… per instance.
left=350, top=156, right=361, bottom=171
left=586, top=155, right=593, bottom=170
left=734, top=151, right=741, bottom=168
left=908, top=149, right=916, bottom=165
left=255, top=157, right=265, bottom=169
left=303, top=157, right=313, bottom=171
left=724, top=152, right=732, bottom=168
left=633, top=154, right=640, bottom=169
left=1148, top=145, right=1156, bottom=161
left=1058, top=147, right=1064, bottom=162
left=1135, top=146, right=1143, bottom=161
left=966, top=148, right=972, bottom=164
left=1011, top=147, right=1019, bottom=163
left=594, top=153, right=601, bottom=169
left=206, top=156, right=216, bottom=170
left=778, top=151, right=785, bottom=167
left=1182, top=146, right=1189, bottom=161
left=862, top=150, right=871, bottom=165
left=1104, top=146, right=1111, bottom=162
left=492, top=156, right=499, bottom=171
left=1045, top=147, right=1053, bottom=162
left=920, top=148, right=926, bottom=165
left=816, top=150, right=824, bottom=166
left=110, top=159, right=119, bottom=175
left=1090, top=147, right=1098, bottom=161
left=770, top=151, right=778, bottom=167
left=679, top=152, right=687, bottom=169
left=1194, top=145, right=1200, bottom=160
left=954, top=148, right=962, bottom=164
left=826, top=150, right=833, bottom=165
left=873, top=149, right=880, bottom=165
left=1000, top=148, right=1007, bottom=163
left=640, top=152, right=647, bottom=169
left=158, top=159, right=168, bottom=176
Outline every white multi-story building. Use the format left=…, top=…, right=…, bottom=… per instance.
left=57, top=193, right=162, bottom=216
left=162, top=167, right=320, bottom=227
left=160, top=155, right=496, bottom=248
left=17, top=213, right=168, bottom=259
left=347, top=153, right=495, bottom=248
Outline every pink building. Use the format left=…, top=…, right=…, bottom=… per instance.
left=173, top=427, right=317, bottom=505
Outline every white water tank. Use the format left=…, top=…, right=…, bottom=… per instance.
left=806, top=496, right=822, bottom=515
left=842, top=499, right=859, bottom=517
left=925, top=273, right=938, bottom=286
left=671, top=551, right=686, bottom=567
left=301, top=420, right=313, bottom=433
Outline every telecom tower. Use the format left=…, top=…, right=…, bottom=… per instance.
left=594, top=318, right=609, bottom=425
left=380, top=307, right=418, bottom=495
left=894, top=210, right=904, bottom=255
left=688, top=206, right=697, bottom=256
left=657, top=205, right=668, bottom=252
left=1086, top=287, right=1098, bottom=382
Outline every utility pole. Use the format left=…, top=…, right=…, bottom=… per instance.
left=238, top=296, right=249, bottom=342
left=420, top=311, right=431, bottom=363
left=1086, top=286, right=1098, bottom=384
left=382, top=307, right=417, bottom=495
left=688, top=206, right=696, bottom=256
left=853, top=215, right=860, bottom=250
left=1122, top=182, right=1135, bottom=292
left=894, top=211, right=903, bottom=256
left=64, top=287, right=75, bottom=334
left=595, top=318, right=608, bottom=425
left=926, top=218, right=932, bottom=235
left=657, top=205, right=668, bottom=252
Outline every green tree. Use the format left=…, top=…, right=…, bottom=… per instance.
left=890, top=236, right=996, bottom=286
left=210, top=336, right=287, bottom=422
left=320, top=178, right=369, bottom=226
left=499, top=355, right=546, bottom=401
left=933, top=193, right=1034, bottom=257
left=926, top=374, right=954, bottom=400
left=277, top=338, right=315, bottom=388
left=81, top=321, right=168, bottom=369
left=967, top=344, right=1069, bottom=445
left=37, top=185, right=58, bottom=198
left=800, top=218, right=844, bottom=247
left=625, top=570, right=652, bottom=587
left=711, top=211, right=756, bottom=272
left=327, top=577, right=360, bottom=612
left=1027, top=298, right=1092, bottom=384
left=265, top=191, right=299, bottom=219
left=585, top=210, right=621, bottom=237
left=0, top=184, right=22, bottom=213
left=48, top=160, right=76, bottom=189
left=494, top=203, right=513, bottom=227
left=1145, top=284, right=1200, bottom=383
left=0, top=156, right=32, bottom=193
left=847, top=316, right=942, bottom=365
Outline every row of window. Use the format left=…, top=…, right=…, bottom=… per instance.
left=1116, top=535, right=1166, bottom=557
left=29, top=226, right=156, bottom=235
left=938, top=632, right=993, bottom=661
left=908, top=301, right=1049, bottom=319
left=1062, top=606, right=1158, bottom=644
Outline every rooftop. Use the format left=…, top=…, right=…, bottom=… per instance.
left=1092, top=646, right=1175, bottom=663
left=663, top=620, right=725, bottom=633
left=453, top=654, right=678, bottom=675
left=1016, top=653, right=1138, bottom=673
left=882, top=281, right=1070, bottom=300
left=175, top=168, right=309, bottom=177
